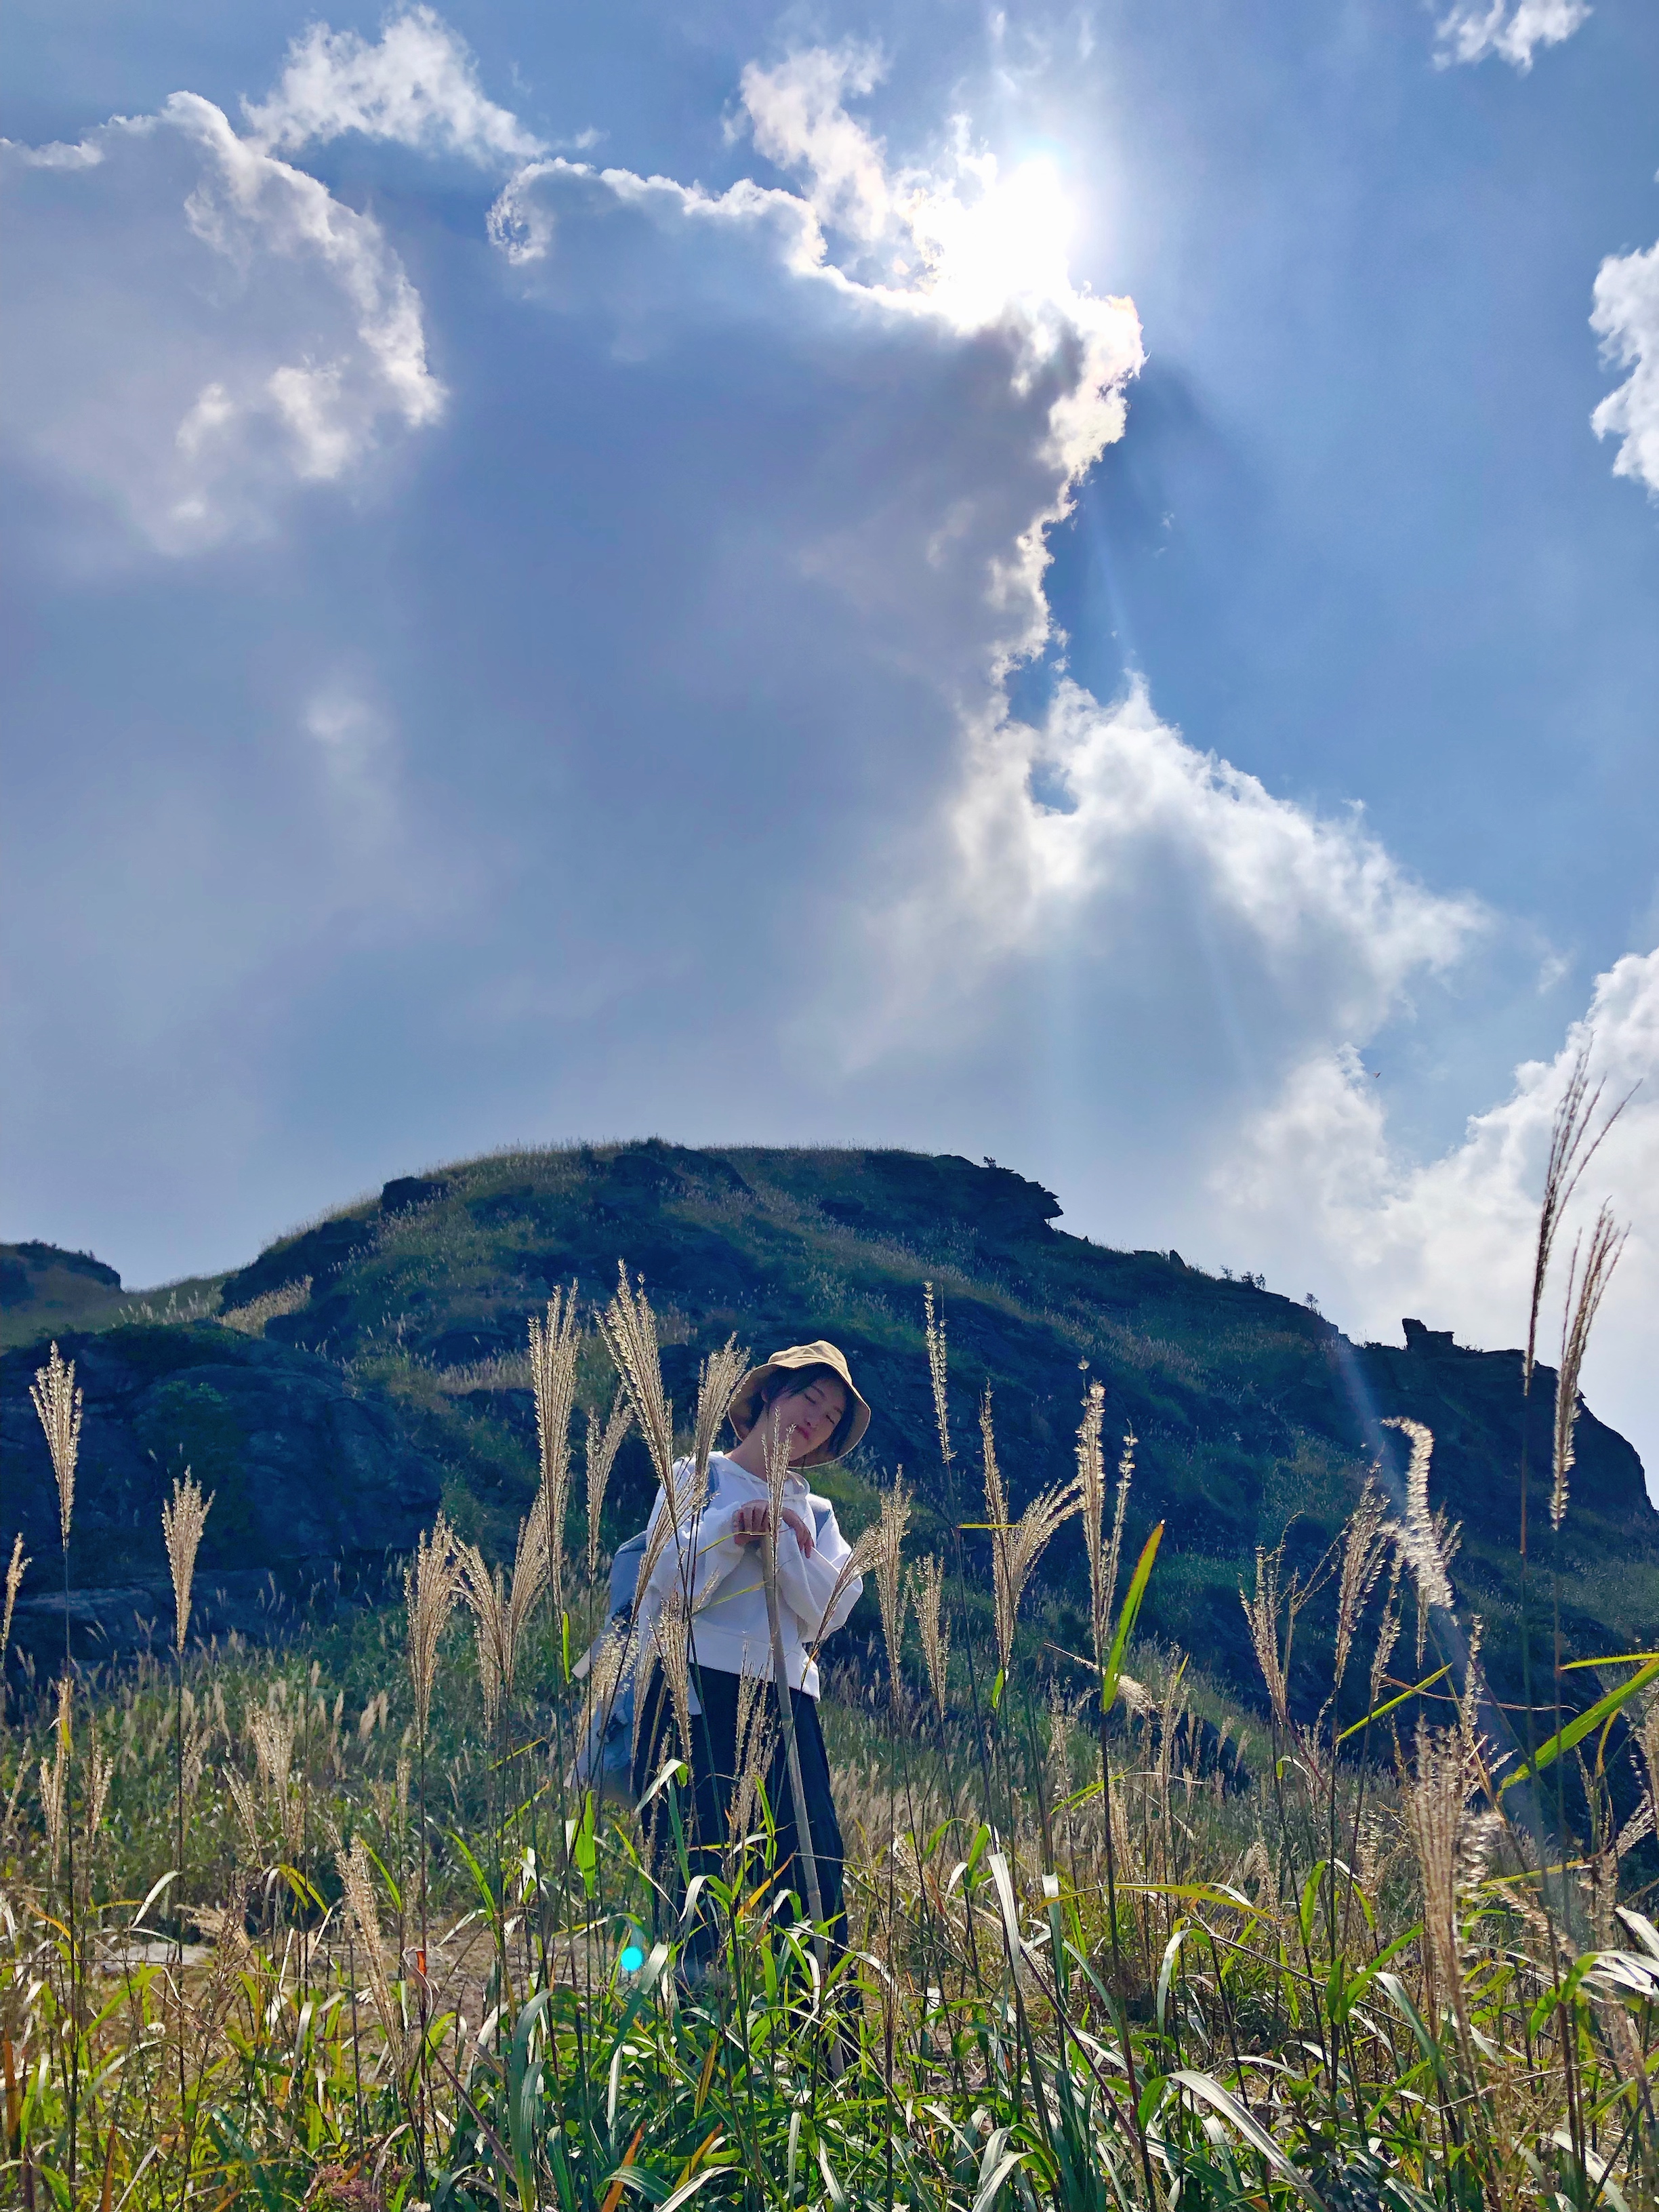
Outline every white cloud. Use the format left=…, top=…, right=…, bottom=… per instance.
left=243, top=7, right=544, bottom=166
left=1434, top=0, right=1591, bottom=70
left=1592, top=232, right=1659, bottom=497
left=844, top=678, right=1482, bottom=1065
left=1, top=91, right=443, bottom=554
left=489, top=50, right=1141, bottom=673
left=1216, top=948, right=1659, bottom=1482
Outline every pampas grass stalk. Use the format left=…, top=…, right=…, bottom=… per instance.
left=909, top=1555, right=949, bottom=1724
left=404, top=1511, right=460, bottom=2191
left=874, top=1473, right=911, bottom=1715
left=584, top=1388, right=634, bottom=1581
left=161, top=1469, right=212, bottom=2180
left=30, top=1342, right=82, bottom=2190
left=529, top=1288, right=581, bottom=1608
left=1, top=1532, right=28, bottom=1729
left=980, top=1388, right=1080, bottom=1682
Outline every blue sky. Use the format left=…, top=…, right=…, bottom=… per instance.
left=4, top=0, right=1657, bottom=1473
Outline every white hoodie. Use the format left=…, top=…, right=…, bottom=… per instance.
left=634, top=1452, right=863, bottom=1696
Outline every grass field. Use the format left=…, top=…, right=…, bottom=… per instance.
left=3, top=1100, right=1656, bottom=2211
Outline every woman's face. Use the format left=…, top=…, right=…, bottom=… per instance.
left=767, top=1374, right=848, bottom=1465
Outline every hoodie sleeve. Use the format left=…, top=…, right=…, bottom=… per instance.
left=773, top=1498, right=863, bottom=1645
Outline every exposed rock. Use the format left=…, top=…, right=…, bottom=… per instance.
left=1, top=1324, right=442, bottom=1668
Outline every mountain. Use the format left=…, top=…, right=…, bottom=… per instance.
left=3, top=1142, right=1651, bottom=1720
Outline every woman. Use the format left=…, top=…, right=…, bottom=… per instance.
left=629, top=1341, right=871, bottom=1963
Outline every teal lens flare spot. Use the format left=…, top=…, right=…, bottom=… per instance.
left=619, top=1944, right=644, bottom=1973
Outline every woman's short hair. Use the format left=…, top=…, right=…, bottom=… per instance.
left=757, top=1361, right=858, bottom=1463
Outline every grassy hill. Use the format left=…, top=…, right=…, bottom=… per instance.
left=6, top=1140, right=1650, bottom=1727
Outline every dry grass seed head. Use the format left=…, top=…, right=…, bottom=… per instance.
left=1551, top=1203, right=1626, bottom=1532
left=909, top=1555, right=951, bottom=1722
left=337, top=1836, right=405, bottom=2068
left=404, top=1511, right=462, bottom=1746
left=529, top=1286, right=583, bottom=1599
left=585, top=1388, right=634, bottom=1580
left=1103, top=1428, right=1138, bottom=1648
left=30, top=1343, right=82, bottom=1549
left=924, top=1282, right=952, bottom=1469
left=460, top=1492, right=550, bottom=1733
left=1333, top=1472, right=1390, bottom=1691
left=729, top=1664, right=776, bottom=1849
left=600, top=1266, right=676, bottom=1491
left=652, top=1589, right=696, bottom=1767
left=981, top=1389, right=1082, bottom=1675
left=1525, top=1044, right=1631, bottom=1385
left=1401, top=1718, right=1480, bottom=2037
left=874, top=1473, right=912, bottom=1708
left=1, top=1532, right=28, bottom=1666
left=1240, top=1542, right=1292, bottom=1730
left=1382, top=1417, right=1454, bottom=1612
left=693, top=1336, right=748, bottom=1487
left=161, top=1469, right=213, bottom=1659
left=1368, top=1551, right=1404, bottom=1713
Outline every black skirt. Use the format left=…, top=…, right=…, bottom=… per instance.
left=630, top=1659, right=846, bottom=1962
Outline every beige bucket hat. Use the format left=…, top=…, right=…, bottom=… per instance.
left=727, top=1340, right=872, bottom=1468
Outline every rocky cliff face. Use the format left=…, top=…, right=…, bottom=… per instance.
left=1, top=1322, right=442, bottom=1670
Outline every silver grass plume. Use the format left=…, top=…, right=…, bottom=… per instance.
left=1382, top=1416, right=1454, bottom=1611
left=651, top=1589, right=696, bottom=1766
left=924, top=1283, right=952, bottom=1473
left=981, top=1389, right=1082, bottom=1676
left=405, top=1513, right=462, bottom=1748
left=337, top=1835, right=407, bottom=2067
left=1076, top=1380, right=1109, bottom=1658
left=84, top=1710, right=114, bottom=1844
left=1368, top=1551, right=1404, bottom=1713
left=729, top=1665, right=776, bottom=1849
left=1333, top=1473, right=1390, bottom=1692
left=1551, top=1203, right=1626, bottom=1532
left=529, top=1288, right=581, bottom=1602
left=600, top=1265, right=676, bottom=1491
left=909, top=1555, right=950, bottom=1723
left=1401, top=1718, right=1481, bottom=2045
left=584, top=1389, right=634, bottom=1580
left=804, top=1520, right=884, bottom=1673
left=1104, top=1428, right=1137, bottom=1641
left=1524, top=1045, right=1630, bottom=1390
left=692, top=1336, right=747, bottom=1491
left=603, top=1267, right=703, bottom=1610
left=2, top=1532, right=29, bottom=1672
left=1240, top=1541, right=1292, bottom=1729
left=460, top=1490, right=549, bottom=1733
left=874, top=1471, right=912, bottom=1713
left=161, top=1469, right=213, bottom=1660
left=30, top=1343, right=82, bottom=1551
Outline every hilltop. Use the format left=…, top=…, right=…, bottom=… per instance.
left=3, top=1142, right=1651, bottom=1719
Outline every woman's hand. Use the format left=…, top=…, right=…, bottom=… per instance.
left=731, top=1500, right=815, bottom=1558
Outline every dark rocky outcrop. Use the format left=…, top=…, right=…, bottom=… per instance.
left=1, top=1324, right=442, bottom=1668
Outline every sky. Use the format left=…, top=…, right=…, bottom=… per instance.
left=3, top=0, right=1657, bottom=1479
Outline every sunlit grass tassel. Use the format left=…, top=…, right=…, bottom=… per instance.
left=909, top=1555, right=950, bottom=1723
left=874, top=1473, right=912, bottom=1714
left=529, top=1288, right=581, bottom=1604
left=585, top=1389, right=634, bottom=1580
left=1551, top=1204, right=1626, bottom=1532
